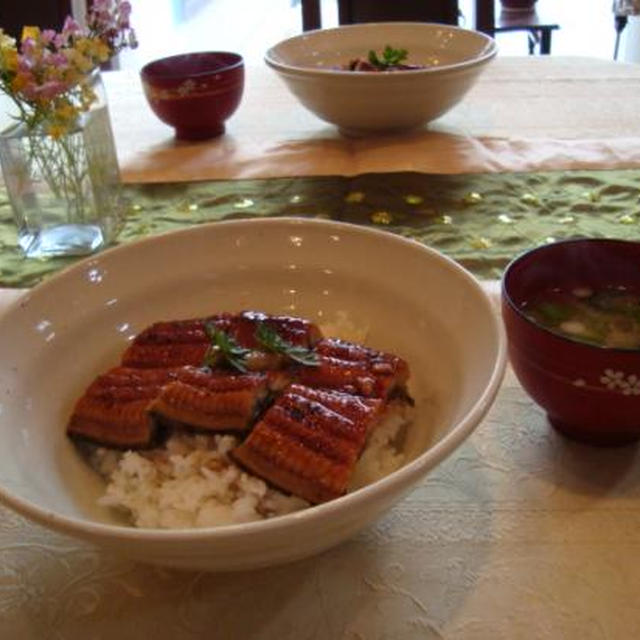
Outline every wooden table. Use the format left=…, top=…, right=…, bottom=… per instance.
left=3, top=56, right=640, bottom=639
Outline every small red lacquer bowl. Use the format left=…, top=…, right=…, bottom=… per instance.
left=502, top=238, right=640, bottom=446
left=140, top=51, right=244, bottom=140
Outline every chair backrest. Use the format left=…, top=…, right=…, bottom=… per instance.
left=0, top=0, right=72, bottom=40
left=301, top=0, right=495, bottom=36
left=301, top=0, right=322, bottom=31
left=338, top=0, right=460, bottom=26
left=474, top=0, right=495, bottom=35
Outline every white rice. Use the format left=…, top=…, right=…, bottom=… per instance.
left=92, top=407, right=409, bottom=529
left=348, top=408, right=409, bottom=491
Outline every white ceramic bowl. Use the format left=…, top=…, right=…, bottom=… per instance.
left=0, top=219, right=506, bottom=571
left=265, top=22, right=497, bottom=135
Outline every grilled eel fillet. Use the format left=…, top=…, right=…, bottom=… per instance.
left=231, top=384, right=384, bottom=504
left=295, top=337, right=410, bottom=398
left=122, top=311, right=322, bottom=369
left=68, top=311, right=321, bottom=447
left=67, top=366, right=272, bottom=448
left=151, top=367, right=275, bottom=433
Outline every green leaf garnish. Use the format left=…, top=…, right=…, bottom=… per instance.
left=534, top=303, right=567, bottom=323
left=203, top=322, right=250, bottom=372
left=368, top=45, right=409, bottom=69
left=255, top=322, right=319, bottom=367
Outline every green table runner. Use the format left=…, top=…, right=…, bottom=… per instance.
left=1, top=169, right=639, bottom=288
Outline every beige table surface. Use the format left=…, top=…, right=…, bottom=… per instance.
left=3, top=57, right=640, bottom=639
left=105, top=56, right=640, bottom=182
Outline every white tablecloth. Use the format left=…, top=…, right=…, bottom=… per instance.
left=3, top=57, right=640, bottom=639
left=3, top=286, right=640, bottom=639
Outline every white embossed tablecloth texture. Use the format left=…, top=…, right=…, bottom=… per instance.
left=2, top=367, right=640, bottom=639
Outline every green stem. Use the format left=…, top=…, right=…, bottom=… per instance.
left=25, top=125, right=89, bottom=224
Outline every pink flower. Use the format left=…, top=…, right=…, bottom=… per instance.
left=16, top=56, right=30, bottom=72
left=32, top=80, right=68, bottom=100
left=16, top=79, right=40, bottom=100
left=61, top=16, right=82, bottom=36
left=47, top=52, right=69, bottom=68
left=11, top=69, right=35, bottom=93
left=120, top=1, right=132, bottom=17
left=40, top=29, right=57, bottom=46
left=53, top=33, right=68, bottom=49
left=0, top=0, right=137, bottom=132
left=20, top=37, right=37, bottom=57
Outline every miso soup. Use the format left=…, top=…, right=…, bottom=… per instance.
left=523, top=285, right=640, bottom=349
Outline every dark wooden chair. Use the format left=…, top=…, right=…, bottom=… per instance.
left=0, top=0, right=121, bottom=68
left=301, top=0, right=495, bottom=36
left=0, top=0, right=73, bottom=40
left=494, top=2, right=559, bottom=55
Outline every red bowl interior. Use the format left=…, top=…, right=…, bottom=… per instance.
left=140, top=52, right=244, bottom=140
left=502, top=238, right=640, bottom=445
left=500, top=0, right=537, bottom=9
left=141, top=51, right=243, bottom=81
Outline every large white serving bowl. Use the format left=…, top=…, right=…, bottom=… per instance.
left=0, top=218, right=506, bottom=571
left=265, top=22, right=497, bottom=135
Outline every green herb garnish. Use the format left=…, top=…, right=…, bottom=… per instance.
left=368, top=45, right=409, bottom=70
left=255, top=322, right=319, bottom=367
left=203, top=322, right=250, bottom=372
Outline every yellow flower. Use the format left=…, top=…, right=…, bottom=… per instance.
left=0, top=28, right=16, bottom=50
left=75, top=37, right=110, bottom=65
left=21, top=26, right=40, bottom=42
left=0, top=7, right=136, bottom=138
left=10, top=72, right=29, bottom=93
left=45, top=122, right=68, bottom=139
left=64, top=47, right=94, bottom=74
left=0, top=48, right=18, bottom=72
left=75, top=37, right=92, bottom=55
left=92, top=39, right=111, bottom=63
left=54, top=102, right=77, bottom=122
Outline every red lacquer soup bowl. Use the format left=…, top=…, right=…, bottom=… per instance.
left=502, top=238, right=640, bottom=446
left=140, top=51, right=244, bottom=140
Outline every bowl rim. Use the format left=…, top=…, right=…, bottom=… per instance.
left=501, top=237, right=640, bottom=353
left=265, top=22, right=498, bottom=78
left=140, top=51, right=244, bottom=82
left=0, top=217, right=507, bottom=543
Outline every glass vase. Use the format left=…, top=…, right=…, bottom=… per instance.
left=0, top=71, right=123, bottom=258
